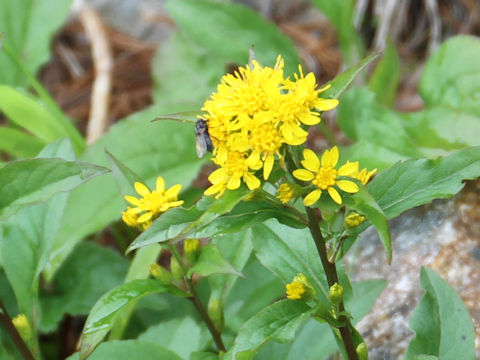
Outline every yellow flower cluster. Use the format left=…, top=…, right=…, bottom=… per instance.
left=285, top=273, right=315, bottom=300
left=121, top=176, right=184, bottom=230
left=203, top=56, right=338, bottom=198
left=293, top=146, right=376, bottom=206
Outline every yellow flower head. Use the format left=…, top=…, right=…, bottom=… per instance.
left=345, top=212, right=366, bottom=228
left=276, top=183, right=297, bottom=204
left=122, top=176, right=183, bottom=229
left=202, top=56, right=339, bottom=197
left=204, top=151, right=261, bottom=198
left=356, top=167, right=377, bottom=185
left=293, top=146, right=359, bottom=206
left=285, top=273, right=315, bottom=300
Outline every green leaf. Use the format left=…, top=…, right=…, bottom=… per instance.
left=69, top=340, right=182, bottom=360
left=368, top=147, right=480, bottom=219
left=0, top=127, right=45, bottom=158
left=105, top=149, right=144, bottom=195
left=138, top=316, right=206, bottom=359
left=0, top=139, right=76, bottom=357
left=347, top=279, right=387, bottom=322
left=189, top=244, right=244, bottom=278
left=250, top=220, right=329, bottom=305
left=337, top=87, right=419, bottom=158
left=224, top=300, right=315, bottom=360
left=0, top=85, right=82, bottom=150
left=344, top=188, right=391, bottom=262
left=310, top=0, right=362, bottom=64
left=127, top=188, right=250, bottom=252
left=368, top=40, right=400, bottom=107
left=153, top=31, right=224, bottom=104
left=209, top=230, right=253, bottom=303
left=0, top=0, right=72, bottom=86
left=40, top=242, right=128, bottom=332
left=166, top=0, right=301, bottom=75
left=322, top=54, right=378, bottom=99
left=196, top=200, right=306, bottom=238
left=190, top=352, right=218, bottom=360
left=45, top=104, right=203, bottom=280
left=0, top=157, right=108, bottom=221
left=80, top=279, right=187, bottom=360
left=406, top=267, right=475, bottom=360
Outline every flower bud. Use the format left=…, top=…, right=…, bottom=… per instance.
left=184, top=238, right=200, bottom=265
left=285, top=273, right=316, bottom=301
left=12, top=314, right=32, bottom=341
left=356, top=342, right=368, bottom=360
left=345, top=212, right=365, bottom=228
left=329, top=282, right=344, bottom=304
left=207, top=297, right=225, bottom=332
left=276, top=183, right=301, bottom=204
left=150, top=263, right=173, bottom=285
left=170, top=256, right=183, bottom=280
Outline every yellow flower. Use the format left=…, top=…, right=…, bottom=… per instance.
left=293, top=146, right=359, bottom=206
left=276, top=183, right=295, bottom=204
left=285, top=273, right=316, bottom=300
left=286, top=281, right=305, bottom=300
left=12, top=314, right=32, bottom=341
left=204, top=151, right=261, bottom=198
left=356, top=167, right=377, bottom=185
left=123, top=176, right=183, bottom=228
left=345, top=212, right=366, bottom=228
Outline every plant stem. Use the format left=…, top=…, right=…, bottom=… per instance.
left=305, top=207, right=358, bottom=360
left=0, top=299, right=35, bottom=360
left=168, top=245, right=226, bottom=352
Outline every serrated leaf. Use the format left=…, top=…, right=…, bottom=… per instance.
left=166, top=0, right=301, bottom=75
left=45, top=104, right=203, bottom=280
left=127, top=188, right=250, bottom=252
left=224, top=300, right=315, bottom=360
left=368, top=147, right=480, bottom=219
left=189, top=244, right=244, bottom=278
left=80, top=279, right=187, bottom=360
left=322, top=54, right=378, bottom=99
left=368, top=40, right=400, bottom=107
left=69, top=340, right=182, bottom=360
left=344, top=188, right=391, bottom=262
left=250, top=220, right=329, bottom=305
left=0, top=157, right=108, bottom=221
left=406, top=268, right=475, bottom=360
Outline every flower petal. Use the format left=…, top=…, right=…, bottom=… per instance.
left=315, top=98, right=339, bottom=111
left=124, top=195, right=140, bottom=206
left=301, top=149, right=320, bottom=172
left=208, top=168, right=226, bottom=184
left=321, top=146, right=339, bottom=168
left=137, top=212, right=153, bottom=223
left=227, top=176, right=241, bottom=190
left=166, top=184, right=182, bottom=199
left=134, top=182, right=150, bottom=197
left=303, top=189, right=321, bottom=206
left=155, top=177, right=165, bottom=192
left=327, top=187, right=342, bottom=204
left=263, top=154, right=274, bottom=180
left=336, top=180, right=359, bottom=193
left=338, top=161, right=359, bottom=177
left=293, top=169, right=315, bottom=181
left=244, top=172, right=261, bottom=190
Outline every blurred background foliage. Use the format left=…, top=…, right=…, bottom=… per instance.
left=1, top=0, right=479, bottom=359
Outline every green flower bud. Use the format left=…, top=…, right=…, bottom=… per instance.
left=356, top=342, right=368, bottom=360
left=170, top=256, right=183, bottom=280
left=207, top=297, right=225, bottom=332
left=184, top=238, right=200, bottom=265
left=12, top=314, right=32, bottom=341
left=150, top=263, right=173, bottom=285
left=329, top=282, right=344, bottom=304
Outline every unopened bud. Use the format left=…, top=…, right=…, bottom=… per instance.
left=329, top=282, right=344, bottom=304
left=356, top=342, right=368, bottom=360
left=12, top=314, right=32, bottom=341
left=170, top=257, right=183, bottom=280
left=207, top=297, right=225, bottom=332
left=345, top=212, right=365, bottom=228
left=150, top=263, right=173, bottom=285
left=184, top=239, right=200, bottom=265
